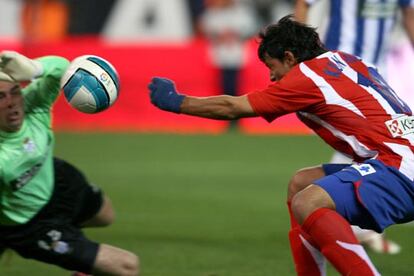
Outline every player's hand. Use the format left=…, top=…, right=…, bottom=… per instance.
left=0, top=51, right=43, bottom=82
left=148, top=77, right=185, bottom=113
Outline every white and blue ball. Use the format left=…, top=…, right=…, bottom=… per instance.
left=61, top=55, right=120, bottom=113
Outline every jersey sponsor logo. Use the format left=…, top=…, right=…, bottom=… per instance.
left=10, top=162, right=43, bottom=191
left=10, top=137, right=52, bottom=191
left=23, top=137, right=36, bottom=153
left=351, top=163, right=376, bottom=176
left=385, top=115, right=414, bottom=138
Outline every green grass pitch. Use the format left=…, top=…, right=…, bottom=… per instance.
left=1, top=133, right=413, bottom=275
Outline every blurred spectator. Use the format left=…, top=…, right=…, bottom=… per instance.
left=295, top=0, right=414, bottom=77
left=22, top=0, right=69, bottom=42
left=186, top=0, right=205, bottom=36
left=248, top=0, right=275, bottom=25
left=200, top=0, right=257, bottom=130
left=68, top=0, right=117, bottom=35
left=103, top=0, right=192, bottom=42
left=0, top=0, right=22, bottom=39
left=247, top=0, right=294, bottom=26
left=388, top=39, right=414, bottom=110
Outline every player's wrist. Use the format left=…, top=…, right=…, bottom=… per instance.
left=170, top=93, right=185, bottom=113
left=148, top=77, right=185, bottom=113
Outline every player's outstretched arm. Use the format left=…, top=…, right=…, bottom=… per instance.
left=180, top=95, right=255, bottom=120
left=148, top=77, right=257, bottom=120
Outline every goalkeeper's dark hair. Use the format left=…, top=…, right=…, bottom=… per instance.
left=258, top=15, right=326, bottom=63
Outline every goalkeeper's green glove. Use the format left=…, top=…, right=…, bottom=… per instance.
left=0, top=51, right=43, bottom=82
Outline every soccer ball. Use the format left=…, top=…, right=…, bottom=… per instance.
left=61, top=55, right=120, bottom=113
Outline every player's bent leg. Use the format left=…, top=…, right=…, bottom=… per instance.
left=92, top=244, right=139, bottom=276
left=315, top=160, right=402, bottom=255
left=292, top=185, right=379, bottom=275
left=291, top=184, right=335, bottom=225
left=287, top=166, right=325, bottom=201
left=288, top=223, right=326, bottom=276
left=81, top=195, right=115, bottom=228
left=287, top=167, right=327, bottom=276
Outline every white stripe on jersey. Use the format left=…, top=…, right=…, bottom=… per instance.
left=377, top=17, right=395, bottom=72
left=333, top=52, right=409, bottom=116
left=361, top=16, right=379, bottom=64
left=339, top=0, right=358, bottom=54
left=299, top=63, right=365, bottom=117
left=299, top=111, right=378, bottom=159
left=384, top=142, right=414, bottom=180
left=357, top=59, right=409, bottom=110
left=329, top=52, right=414, bottom=179
left=325, top=52, right=397, bottom=115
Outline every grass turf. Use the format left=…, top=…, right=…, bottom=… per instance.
left=1, top=133, right=413, bottom=275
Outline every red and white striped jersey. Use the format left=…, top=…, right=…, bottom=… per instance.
left=247, top=51, right=414, bottom=180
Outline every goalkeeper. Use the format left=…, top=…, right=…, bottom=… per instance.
left=0, top=51, right=139, bottom=276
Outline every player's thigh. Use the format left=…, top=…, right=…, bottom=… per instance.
left=291, top=184, right=336, bottom=224
left=288, top=163, right=351, bottom=199
left=53, top=158, right=106, bottom=226
left=288, top=165, right=325, bottom=199
left=81, top=195, right=115, bottom=227
left=93, top=244, right=139, bottom=276
left=8, top=222, right=99, bottom=274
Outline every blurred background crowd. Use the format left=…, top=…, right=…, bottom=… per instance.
left=0, top=0, right=412, bottom=133
left=0, top=0, right=294, bottom=42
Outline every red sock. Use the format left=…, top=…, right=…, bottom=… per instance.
left=287, top=202, right=325, bottom=276
left=302, top=208, right=379, bottom=276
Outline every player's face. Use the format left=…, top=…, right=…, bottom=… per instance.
left=0, top=81, right=24, bottom=132
left=263, top=52, right=297, bottom=82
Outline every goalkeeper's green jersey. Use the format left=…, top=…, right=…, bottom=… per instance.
left=0, top=56, right=69, bottom=225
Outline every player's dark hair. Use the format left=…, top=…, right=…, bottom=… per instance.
left=258, top=15, right=326, bottom=63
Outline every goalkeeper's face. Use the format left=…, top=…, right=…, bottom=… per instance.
left=0, top=80, right=24, bottom=132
